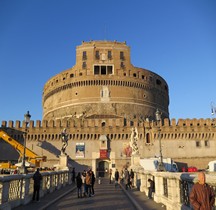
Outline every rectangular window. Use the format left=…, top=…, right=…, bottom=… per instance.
left=120, top=51, right=124, bottom=60
left=83, top=51, right=87, bottom=60
left=196, top=141, right=201, bottom=147
left=107, top=66, right=113, bottom=74
left=95, top=51, right=100, bottom=59
left=94, top=65, right=100, bottom=74
left=108, top=51, right=112, bottom=59
left=205, top=140, right=209, bottom=147
left=101, top=66, right=106, bottom=75
left=94, top=65, right=113, bottom=75
left=82, top=62, right=86, bottom=69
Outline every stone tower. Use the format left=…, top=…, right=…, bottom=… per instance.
left=42, top=40, right=169, bottom=122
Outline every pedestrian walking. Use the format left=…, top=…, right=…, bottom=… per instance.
left=76, top=172, right=82, bottom=198
left=91, top=171, right=95, bottom=196
left=109, top=168, right=112, bottom=184
left=72, top=167, right=76, bottom=184
left=147, top=178, right=155, bottom=199
left=85, top=170, right=92, bottom=197
left=190, top=172, right=215, bottom=210
left=130, top=169, right=134, bottom=188
left=124, top=168, right=130, bottom=190
left=114, top=169, right=119, bottom=188
left=120, top=169, right=124, bottom=183
left=81, top=170, right=87, bottom=197
left=32, top=168, right=42, bottom=202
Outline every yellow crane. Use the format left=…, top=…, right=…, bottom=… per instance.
left=0, top=130, right=46, bottom=169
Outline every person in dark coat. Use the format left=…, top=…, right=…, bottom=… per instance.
left=114, top=169, right=119, bottom=188
left=72, top=167, right=76, bottom=183
left=190, top=172, right=215, bottom=210
left=91, top=171, right=95, bottom=196
left=76, top=172, right=82, bottom=198
left=32, top=168, right=42, bottom=201
left=130, top=169, right=134, bottom=188
left=147, top=178, right=155, bottom=199
left=109, top=169, right=112, bottom=184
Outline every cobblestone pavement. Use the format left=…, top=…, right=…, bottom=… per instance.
left=14, top=178, right=166, bottom=210
left=46, top=178, right=136, bottom=210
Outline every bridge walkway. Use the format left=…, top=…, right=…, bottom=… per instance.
left=14, top=178, right=166, bottom=210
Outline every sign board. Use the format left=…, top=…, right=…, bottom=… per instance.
left=100, top=149, right=108, bottom=159
left=75, top=143, right=85, bottom=158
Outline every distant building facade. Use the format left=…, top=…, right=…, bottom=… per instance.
left=1, top=41, right=215, bottom=174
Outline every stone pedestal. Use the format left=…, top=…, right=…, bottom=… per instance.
left=131, top=155, right=140, bottom=166
left=54, top=155, right=69, bottom=170
left=130, top=155, right=143, bottom=171
left=60, top=155, right=68, bottom=169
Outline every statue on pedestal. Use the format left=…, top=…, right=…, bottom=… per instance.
left=130, top=127, right=139, bottom=156
left=61, top=128, right=68, bottom=155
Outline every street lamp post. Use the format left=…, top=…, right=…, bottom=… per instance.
left=211, top=102, right=216, bottom=128
left=155, top=109, right=165, bottom=171
left=211, top=102, right=216, bottom=116
left=20, top=111, right=31, bottom=174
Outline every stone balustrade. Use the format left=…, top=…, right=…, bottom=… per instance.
left=132, top=166, right=216, bottom=210
left=0, top=170, right=71, bottom=210
left=1, top=168, right=216, bottom=210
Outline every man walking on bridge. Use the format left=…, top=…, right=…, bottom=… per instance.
left=32, top=168, right=42, bottom=202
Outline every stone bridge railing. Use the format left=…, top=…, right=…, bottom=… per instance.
left=0, top=170, right=71, bottom=210
left=1, top=168, right=216, bottom=210
left=132, top=167, right=216, bottom=210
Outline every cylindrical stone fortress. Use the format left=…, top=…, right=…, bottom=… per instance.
left=42, top=40, right=169, bottom=121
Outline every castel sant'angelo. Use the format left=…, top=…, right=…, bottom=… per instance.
left=1, top=40, right=216, bottom=174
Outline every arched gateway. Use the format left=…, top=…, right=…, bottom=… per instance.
left=97, top=160, right=110, bottom=177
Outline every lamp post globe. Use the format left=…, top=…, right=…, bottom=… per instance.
left=155, top=109, right=165, bottom=171
left=24, top=111, right=31, bottom=124
left=20, top=111, right=31, bottom=174
left=155, top=109, right=161, bottom=121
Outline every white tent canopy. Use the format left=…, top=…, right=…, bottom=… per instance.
left=15, top=161, right=35, bottom=167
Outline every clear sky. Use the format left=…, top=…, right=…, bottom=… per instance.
left=0, top=0, right=216, bottom=123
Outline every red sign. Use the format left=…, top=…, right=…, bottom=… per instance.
left=100, top=150, right=108, bottom=159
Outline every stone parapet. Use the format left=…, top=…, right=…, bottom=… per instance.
left=0, top=170, right=70, bottom=210
left=132, top=170, right=216, bottom=210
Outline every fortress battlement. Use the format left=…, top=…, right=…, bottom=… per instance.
left=1, top=117, right=215, bottom=130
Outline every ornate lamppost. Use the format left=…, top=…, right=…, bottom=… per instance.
left=20, top=111, right=31, bottom=174
left=155, top=109, right=165, bottom=171
left=211, top=102, right=216, bottom=116
left=211, top=102, right=216, bottom=128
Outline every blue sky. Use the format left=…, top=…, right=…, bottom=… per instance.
left=0, top=0, right=216, bottom=122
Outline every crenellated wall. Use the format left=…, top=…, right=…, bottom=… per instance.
left=1, top=117, right=216, bottom=170
left=2, top=117, right=215, bottom=129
